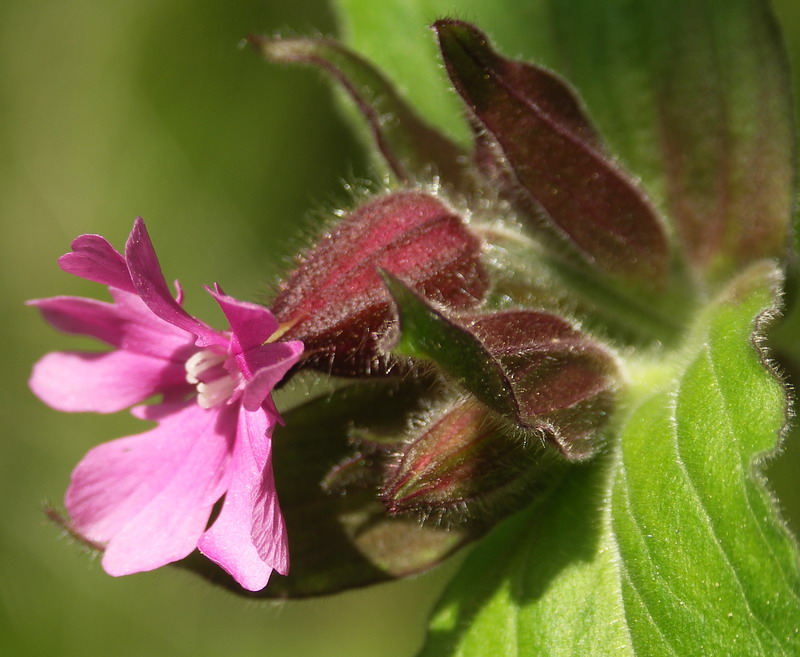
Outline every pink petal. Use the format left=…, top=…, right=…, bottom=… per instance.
left=30, top=350, right=189, bottom=413
left=28, top=296, right=126, bottom=347
left=207, top=286, right=279, bottom=353
left=198, top=407, right=288, bottom=590
left=66, top=402, right=236, bottom=576
left=130, top=396, right=190, bottom=421
left=240, top=341, right=304, bottom=412
left=59, top=234, right=135, bottom=292
left=108, top=289, right=197, bottom=360
left=173, top=279, right=185, bottom=305
left=124, top=218, right=221, bottom=346
left=27, top=292, right=194, bottom=360
left=250, top=434, right=289, bottom=576
left=261, top=394, right=282, bottom=426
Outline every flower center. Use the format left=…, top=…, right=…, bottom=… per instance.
left=185, top=349, right=241, bottom=409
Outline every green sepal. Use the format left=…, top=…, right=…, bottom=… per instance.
left=380, top=269, right=518, bottom=419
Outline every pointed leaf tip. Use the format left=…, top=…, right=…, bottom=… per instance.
left=381, top=397, right=565, bottom=520
left=250, top=34, right=470, bottom=189
left=380, top=270, right=518, bottom=420
left=433, top=19, right=669, bottom=283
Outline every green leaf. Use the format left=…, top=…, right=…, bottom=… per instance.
left=419, top=262, right=800, bottom=655
left=540, top=0, right=795, bottom=284
left=612, top=263, right=799, bottom=654
left=420, top=464, right=633, bottom=656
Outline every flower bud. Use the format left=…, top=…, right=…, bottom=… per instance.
left=381, top=397, right=561, bottom=520
left=272, top=191, right=488, bottom=376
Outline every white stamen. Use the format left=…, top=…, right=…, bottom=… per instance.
left=196, top=376, right=238, bottom=409
left=185, top=348, right=241, bottom=408
left=185, top=350, right=227, bottom=384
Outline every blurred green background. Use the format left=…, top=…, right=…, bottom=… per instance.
left=1, top=2, right=798, bottom=656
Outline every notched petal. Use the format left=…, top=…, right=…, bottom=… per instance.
left=59, top=234, right=135, bottom=292
left=125, top=218, right=220, bottom=345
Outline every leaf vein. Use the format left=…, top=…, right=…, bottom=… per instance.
left=601, top=463, right=636, bottom=656
left=615, top=458, right=687, bottom=656
left=672, top=352, right=779, bottom=656
left=705, top=332, right=800, bottom=606
left=619, top=564, right=681, bottom=657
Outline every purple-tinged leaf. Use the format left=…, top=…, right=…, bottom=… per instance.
left=434, top=19, right=669, bottom=283
left=639, top=2, right=793, bottom=279
left=249, top=35, right=471, bottom=189
left=537, top=0, right=795, bottom=283
left=469, top=39, right=600, bottom=179
left=272, top=191, right=488, bottom=377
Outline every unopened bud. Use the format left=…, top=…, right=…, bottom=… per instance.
left=272, top=191, right=488, bottom=376
left=381, top=397, right=560, bottom=519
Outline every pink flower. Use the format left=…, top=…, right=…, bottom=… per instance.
left=29, top=218, right=303, bottom=591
